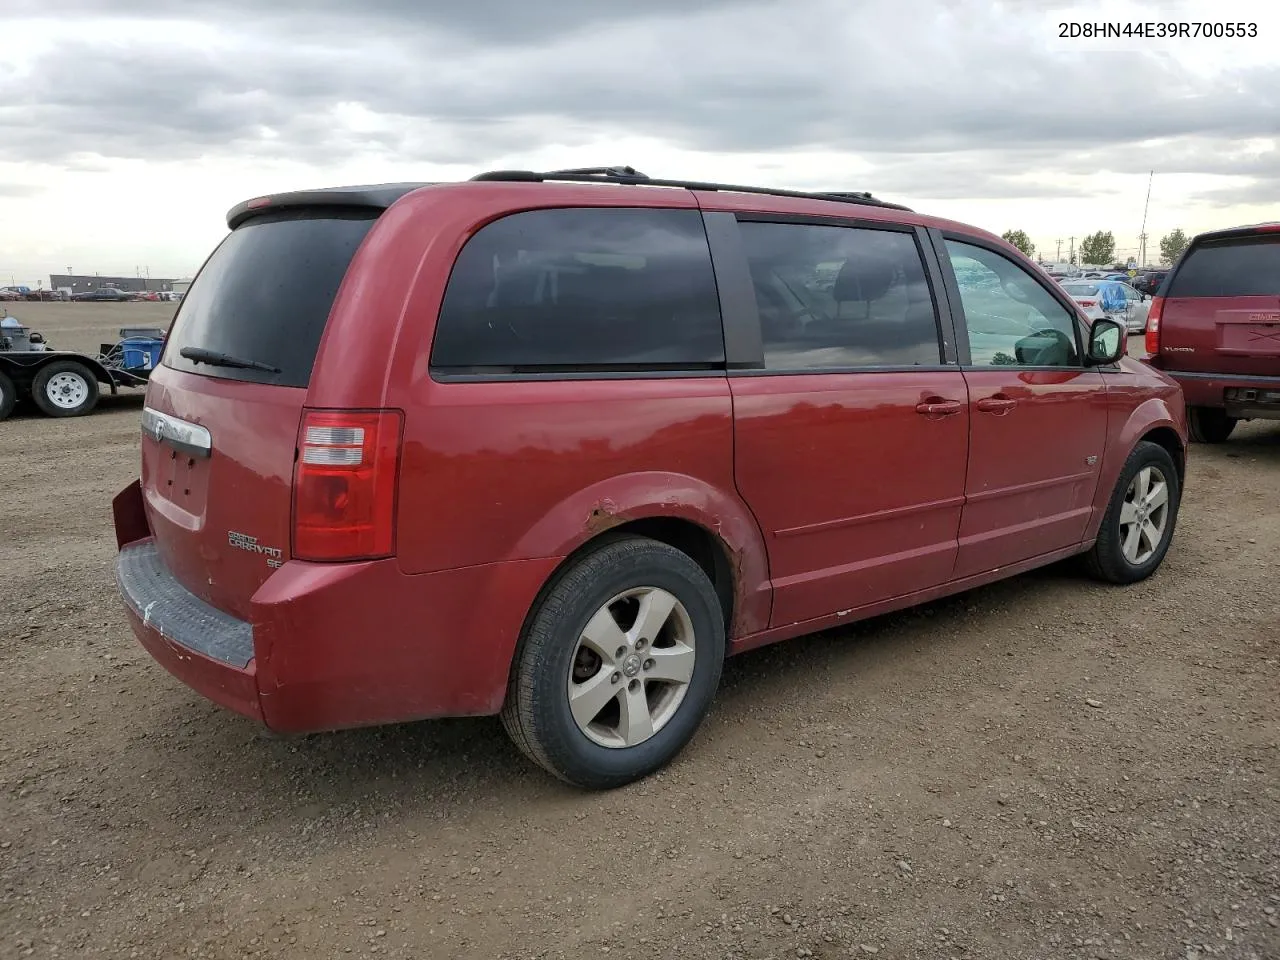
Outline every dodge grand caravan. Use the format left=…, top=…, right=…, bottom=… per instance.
left=113, top=167, right=1188, bottom=789
left=1143, top=222, right=1280, bottom=443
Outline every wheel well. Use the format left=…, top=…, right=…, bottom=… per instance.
left=539, top=517, right=737, bottom=637
left=601, top=517, right=736, bottom=629
left=1140, top=426, right=1185, bottom=484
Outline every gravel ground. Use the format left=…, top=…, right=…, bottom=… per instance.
left=2, top=303, right=1278, bottom=960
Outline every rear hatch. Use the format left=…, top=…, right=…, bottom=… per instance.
left=141, top=204, right=385, bottom=620
left=1158, top=232, right=1280, bottom=376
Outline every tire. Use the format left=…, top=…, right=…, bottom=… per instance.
left=32, top=360, right=99, bottom=418
left=500, top=536, right=726, bottom=790
left=0, top=369, right=16, bottom=421
left=1187, top=406, right=1236, bottom=444
left=1085, top=441, right=1181, bottom=585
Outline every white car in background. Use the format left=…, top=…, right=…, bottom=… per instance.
left=1060, top=279, right=1151, bottom=333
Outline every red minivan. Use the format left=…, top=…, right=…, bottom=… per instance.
left=113, top=168, right=1188, bottom=789
left=1143, top=223, right=1280, bottom=442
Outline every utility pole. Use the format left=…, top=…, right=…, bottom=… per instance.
left=1138, top=169, right=1153, bottom=266
left=1056, top=239, right=1062, bottom=260
left=1068, top=236, right=1075, bottom=263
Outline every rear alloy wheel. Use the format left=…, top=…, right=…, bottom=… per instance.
left=1187, top=406, right=1237, bottom=444
left=501, top=536, right=725, bottom=790
left=0, top=369, right=16, bottom=421
left=1085, top=441, right=1181, bottom=584
left=32, top=360, right=99, bottom=418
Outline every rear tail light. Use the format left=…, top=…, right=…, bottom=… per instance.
left=1078, top=299, right=1098, bottom=308
left=292, top=409, right=402, bottom=561
left=1145, top=296, right=1164, bottom=354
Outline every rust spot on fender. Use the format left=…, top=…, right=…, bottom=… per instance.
left=585, top=499, right=625, bottom=536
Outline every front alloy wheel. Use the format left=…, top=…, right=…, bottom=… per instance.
left=1118, top=465, right=1170, bottom=565
left=1085, top=440, right=1181, bottom=584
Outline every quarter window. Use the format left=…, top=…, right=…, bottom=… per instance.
left=430, top=208, right=724, bottom=373
left=946, top=240, right=1081, bottom=367
left=737, top=221, right=942, bottom=370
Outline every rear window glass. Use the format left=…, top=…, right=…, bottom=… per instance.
left=1061, top=283, right=1100, bottom=296
left=430, top=208, right=724, bottom=373
left=164, top=210, right=377, bottom=387
left=1166, top=237, right=1280, bottom=297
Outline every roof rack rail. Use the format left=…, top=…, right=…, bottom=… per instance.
left=467, top=167, right=911, bottom=211
left=470, top=166, right=649, bottom=183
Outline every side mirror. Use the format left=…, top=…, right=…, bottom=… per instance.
left=1087, top=317, right=1126, bottom=365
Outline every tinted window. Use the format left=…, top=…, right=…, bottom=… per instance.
left=164, top=210, right=376, bottom=387
left=1166, top=237, right=1280, bottom=297
left=430, top=208, right=723, bottom=372
left=738, top=222, right=940, bottom=369
left=946, top=240, right=1081, bottom=367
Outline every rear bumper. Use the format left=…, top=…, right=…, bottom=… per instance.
left=1158, top=368, right=1280, bottom=413
left=118, top=541, right=263, bottom=722
left=112, top=480, right=561, bottom=734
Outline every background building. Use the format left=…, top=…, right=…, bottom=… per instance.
left=48, top=274, right=177, bottom=295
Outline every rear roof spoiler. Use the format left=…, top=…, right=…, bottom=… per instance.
left=225, top=183, right=433, bottom=229
left=1194, top=222, right=1280, bottom=244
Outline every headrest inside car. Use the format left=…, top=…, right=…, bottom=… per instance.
left=833, top=251, right=897, bottom=303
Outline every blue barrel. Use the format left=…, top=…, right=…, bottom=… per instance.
left=121, top=338, right=165, bottom=371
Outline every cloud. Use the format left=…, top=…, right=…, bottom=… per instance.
left=7, top=0, right=757, bottom=44
left=1, top=0, right=1276, bottom=208
left=0, top=184, right=41, bottom=198
left=1189, top=178, right=1280, bottom=208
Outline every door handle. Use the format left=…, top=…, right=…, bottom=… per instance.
left=976, top=395, right=1018, bottom=414
left=915, top=399, right=964, bottom=417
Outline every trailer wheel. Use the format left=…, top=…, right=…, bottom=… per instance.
left=0, top=369, right=16, bottom=421
left=32, top=360, right=99, bottom=418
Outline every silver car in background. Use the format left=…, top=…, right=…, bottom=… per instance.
left=1060, top=279, right=1151, bottom=333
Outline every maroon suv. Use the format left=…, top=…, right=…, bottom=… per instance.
left=1144, top=222, right=1280, bottom=442
left=113, top=167, right=1188, bottom=789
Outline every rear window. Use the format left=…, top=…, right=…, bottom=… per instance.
left=163, top=209, right=377, bottom=386
left=1061, top=283, right=1100, bottom=297
left=1166, top=237, right=1280, bottom=298
left=429, top=207, right=724, bottom=374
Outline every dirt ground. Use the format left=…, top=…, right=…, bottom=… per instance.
left=2, top=303, right=1278, bottom=960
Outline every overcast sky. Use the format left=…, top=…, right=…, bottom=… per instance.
left=1, top=0, right=1276, bottom=284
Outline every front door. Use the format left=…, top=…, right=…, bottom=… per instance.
left=728, top=218, right=969, bottom=628
left=940, top=236, right=1109, bottom=579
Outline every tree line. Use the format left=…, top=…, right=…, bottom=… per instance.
left=999, top=229, right=1191, bottom=267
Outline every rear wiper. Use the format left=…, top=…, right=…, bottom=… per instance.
left=179, top=346, right=280, bottom=373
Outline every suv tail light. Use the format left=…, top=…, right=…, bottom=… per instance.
left=293, top=409, right=403, bottom=561
left=1145, top=296, right=1164, bottom=354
